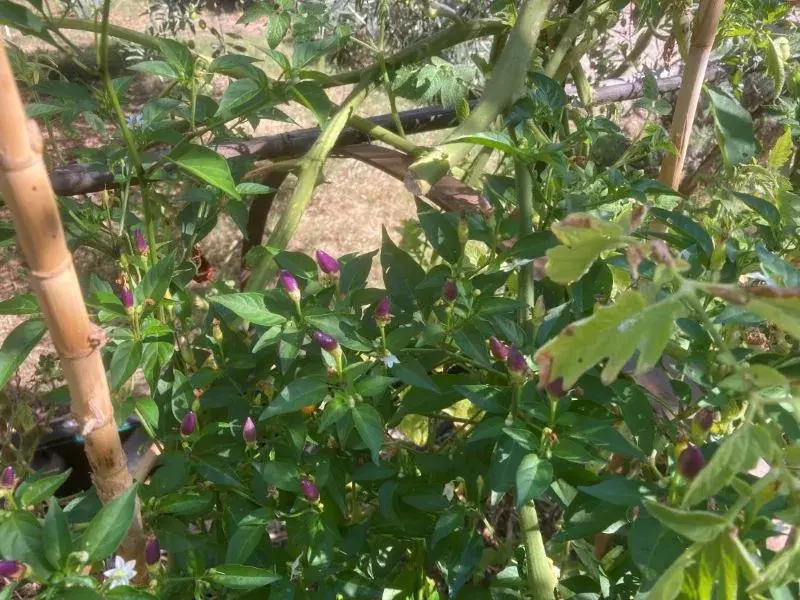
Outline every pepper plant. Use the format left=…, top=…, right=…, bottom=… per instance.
left=0, top=0, right=799, bottom=599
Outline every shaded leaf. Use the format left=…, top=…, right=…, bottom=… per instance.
left=515, top=454, right=553, bottom=509
left=706, top=86, right=756, bottom=166
left=0, top=319, right=47, bottom=390
left=260, top=377, right=328, bottom=420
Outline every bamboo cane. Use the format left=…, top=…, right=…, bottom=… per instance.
left=658, top=0, right=725, bottom=190
left=0, top=39, right=146, bottom=570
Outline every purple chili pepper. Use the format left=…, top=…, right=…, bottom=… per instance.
left=489, top=337, right=509, bottom=361
left=678, top=444, right=705, bottom=479
left=315, top=250, right=340, bottom=275
left=243, top=417, right=257, bottom=444
left=133, top=228, right=148, bottom=255
left=299, top=477, right=319, bottom=502
left=180, top=411, right=197, bottom=437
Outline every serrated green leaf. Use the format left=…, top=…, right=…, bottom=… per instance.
left=768, top=128, right=793, bottom=169
left=534, top=290, right=683, bottom=388
left=755, top=243, right=800, bottom=287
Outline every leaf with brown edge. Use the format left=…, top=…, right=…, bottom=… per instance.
left=534, top=290, right=684, bottom=389
left=545, top=213, right=625, bottom=284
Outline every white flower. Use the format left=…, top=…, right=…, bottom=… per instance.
left=382, top=353, right=400, bottom=368
left=442, top=481, right=456, bottom=502
left=103, top=555, right=137, bottom=589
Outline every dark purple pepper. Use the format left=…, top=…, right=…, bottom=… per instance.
left=0, top=560, right=25, bottom=580
left=299, top=477, right=319, bottom=502
left=180, top=411, right=197, bottom=437
left=678, top=444, right=705, bottom=479
left=120, top=286, right=134, bottom=309
left=144, top=536, right=161, bottom=566
left=1, top=466, right=14, bottom=488
left=694, top=408, right=714, bottom=432
left=313, top=331, right=339, bottom=353
left=506, top=346, right=530, bottom=381
left=443, top=280, right=458, bottom=303
left=278, top=270, right=301, bottom=302
left=544, top=377, right=566, bottom=398
left=489, top=336, right=509, bottom=361
left=243, top=417, right=256, bottom=444
left=133, top=228, right=148, bottom=255
left=375, top=296, right=392, bottom=325
left=315, top=250, right=340, bottom=275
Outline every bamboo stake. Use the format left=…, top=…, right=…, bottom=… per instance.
left=0, top=39, right=146, bottom=569
left=658, top=0, right=725, bottom=190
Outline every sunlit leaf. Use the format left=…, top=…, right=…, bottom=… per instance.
left=545, top=214, right=625, bottom=284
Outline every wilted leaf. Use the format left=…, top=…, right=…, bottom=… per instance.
left=545, top=214, right=625, bottom=284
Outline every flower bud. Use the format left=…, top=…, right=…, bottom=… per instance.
left=313, top=331, right=340, bottom=354
left=375, top=296, right=392, bottom=326
left=0, top=560, right=26, bottom=580
left=120, top=286, right=134, bottom=310
left=315, top=250, right=339, bottom=275
left=489, top=336, right=509, bottom=361
left=144, top=536, right=161, bottom=566
left=180, top=411, right=197, bottom=437
left=278, top=270, right=301, bottom=303
left=133, top=228, right=148, bottom=255
left=1, top=466, right=14, bottom=489
left=678, top=444, right=705, bottom=479
left=242, top=417, right=256, bottom=444
left=506, top=346, right=530, bottom=382
left=299, top=477, right=319, bottom=502
left=443, top=280, right=458, bottom=303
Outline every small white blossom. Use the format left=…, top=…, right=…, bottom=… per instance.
left=103, top=555, right=137, bottom=589
left=442, top=481, right=456, bottom=502
left=382, top=353, right=400, bottom=368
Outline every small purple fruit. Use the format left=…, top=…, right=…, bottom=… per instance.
left=678, top=444, right=705, bottom=479
left=120, top=286, right=134, bottom=310
left=694, top=408, right=714, bottom=432
left=243, top=417, right=257, bottom=444
left=278, top=270, right=301, bottom=303
left=144, top=536, right=161, bottom=566
left=315, top=250, right=340, bottom=275
left=507, top=346, right=530, bottom=381
left=443, top=280, right=458, bottom=303
left=375, top=296, right=392, bottom=326
left=1, top=466, right=14, bottom=489
left=544, top=377, right=566, bottom=398
left=299, top=477, right=319, bottom=502
left=0, top=560, right=26, bottom=580
left=489, top=336, right=509, bottom=361
left=313, top=331, right=339, bottom=353
left=180, top=411, right=197, bottom=437
left=133, top=228, right=148, bottom=255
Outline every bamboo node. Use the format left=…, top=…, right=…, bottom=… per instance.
left=0, top=147, right=39, bottom=172
left=88, top=325, right=107, bottom=350
left=30, top=254, right=74, bottom=281
left=79, top=400, right=108, bottom=437
left=27, top=119, right=43, bottom=154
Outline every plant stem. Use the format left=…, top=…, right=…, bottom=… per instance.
left=407, top=0, right=553, bottom=193
left=515, top=161, right=536, bottom=339
left=245, top=80, right=371, bottom=291
left=543, top=0, right=591, bottom=78
left=608, top=26, right=655, bottom=79
left=520, top=503, right=556, bottom=599
left=99, top=0, right=157, bottom=265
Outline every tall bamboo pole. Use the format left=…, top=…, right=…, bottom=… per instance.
left=658, top=0, right=725, bottom=189
left=0, top=40, right=145, bottom=569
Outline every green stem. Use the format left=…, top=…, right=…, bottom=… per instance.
left=684, top=292, right=738, bottom=368
left=348, top=114, right=420, bottom=155
left=407, top=0, right=553, bottom=192
left=520, top=503, right=556, bottom=599
left=99, top=1, right=157, bottom=265
left=609, top=26, right=655, bottom=79
left=543, top=0, right=591, bottom=78
left=515, top=160, right=536, bottom=339
left=245, top=81, right=371, bottom=291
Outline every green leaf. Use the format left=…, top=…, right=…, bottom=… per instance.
left=157, top=491, right=215, bottom=517
left=0, top=294, right=38, bottom=315
left=277, top=321, right=303, bottom=373
left=292, top=37, right=340, bottom=69
left=216, top=78, right=263, bottom=118
left=155, top=39, right=194, bottom=79
left=0, top=319, right=47, bottom=389
left=27, top=103, right=64, bottom=118
left=755, top=243, right=800, bottom=287
left=748, top=540, right=800, bottom=592
left=18, top=470, right=71, bottom=507
left=206, top=564, right=281, bottom=589
left=134, top=253, right=175, bottom=307
left=354, top=376, right=397, bottom=398
left=682, top=424, right=775, bottom=507
left=416, top=199, right=461, bottom=264
left=646, top=544, right=700, bottom=600
left=0, top=1, right=46, bottom=36
left=444, top=131, right=519, bottom=156
left=167, top=144, right=241, bottom=200
left=531, top=72, right=568, bottom=113
left=109, top=340, right=142, bottom=391
left=745, top=296, right=800, bottom=341
left=43, top=497, right=71, bottom=569
left=0, top=511, right=51, bottom=577
left=80, top=484, right=138, bottom=561
left=381, top=228, right=425, bottom=311
left=225, top=526, right=265, bottom=565
left=210, top=293, right=286, bottom=326
left=340, top=251, right=376, bottom=294
left=260, top=377, right=328, bottom=420
left=644, top=499, right=730, bottom=543
left=545, top=214, right=625, bottom=284
left=274, top=251, right=317, bottom=280
left=578, top=477, right=653, bottom=506
left=618, top=384, right=655, bottom=454
left=129, top=61, right=178, bottom=79
left=391, top=358, right=440, bottom=392
left=255, top=460, right=300, bottom=492
left=451, top=324, right=492, bottom=368
left=267, top=12, right=291, bottom=48
left=629, top=516, right=688, bottom=590
left=352, top=403, right=384, bottom=465
left=534, top=290, right=683, bottom=388
left=59, top=589, right=104, bottom=600
left=735, top=192, right=781, bottom=227
left=706, top=86, right=757, bottom=166
left=649, top=207, right=714, bottom=262
left=430, top=508, right=464, bottom=548
left=515, top=454, right=553, bottom=509
left=768, top=127, right=793, bottom=169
